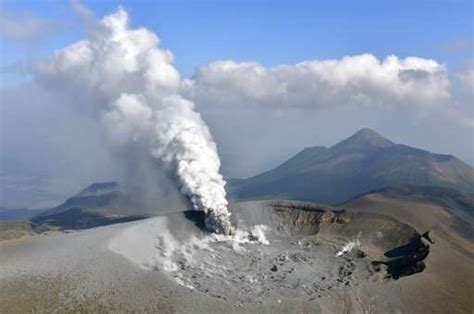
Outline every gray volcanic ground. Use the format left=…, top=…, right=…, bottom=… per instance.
left=109, top=202, right=394, bottom=303
left=1, top=200, right=473, bottom=313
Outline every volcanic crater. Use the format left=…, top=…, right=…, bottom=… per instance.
left=115, top=200, right=431, bottom=303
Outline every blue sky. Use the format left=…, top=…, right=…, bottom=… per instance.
left=0, top=0, right=473, bottom=208
left=1, top=0, right=473, bottom=79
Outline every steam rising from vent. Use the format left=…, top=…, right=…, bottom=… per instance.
left=336, top=240, right=361, bottom=257
left=36, top=8, right=234, bottom=234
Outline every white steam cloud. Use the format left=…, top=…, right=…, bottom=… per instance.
left=36, top=8, right=234, bottom=234
left=336, top=239, right=361, bottom=257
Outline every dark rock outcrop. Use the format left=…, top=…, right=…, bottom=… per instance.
left=373, top=234, right=430, bottom=279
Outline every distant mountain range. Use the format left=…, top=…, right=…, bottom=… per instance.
left=28, top=182, right=148, bottom=232
left=228, top=128, right=474, bottom=205
left=37, top=182, right=132, bottom=216
left=1, top=128, right=473, bottom=236
left=0, top=208, right=40, bottom=221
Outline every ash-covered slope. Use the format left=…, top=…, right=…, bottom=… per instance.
left=229, top=128, right=474, bottom=204
left=351, top=185, right=474, bottom=218
left=343, top=185, right=474, bottom=242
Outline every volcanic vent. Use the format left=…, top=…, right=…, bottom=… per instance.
left=109, top=200, right=431, bottom=303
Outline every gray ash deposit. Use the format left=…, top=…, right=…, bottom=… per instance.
left=109, top=200, right=431, bottom=303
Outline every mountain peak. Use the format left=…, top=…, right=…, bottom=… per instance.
left=353, top=128, right=382, bottom=137
left=332, top=128, right=394, bottom=152
left=77, top=182, right=120, bottom=197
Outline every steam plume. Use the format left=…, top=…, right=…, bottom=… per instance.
left=37, top=8, right=234, bottom=234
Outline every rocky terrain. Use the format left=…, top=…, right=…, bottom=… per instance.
left=1, top=199, right=471, bottom=313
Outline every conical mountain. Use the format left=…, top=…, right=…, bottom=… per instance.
left=228, top=129, right=474, bottom=205
left=331, top=128, right=394, bottom=152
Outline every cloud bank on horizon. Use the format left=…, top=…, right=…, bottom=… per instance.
left=184, top=55, right=450, bottom=110
left=183, top=56, right=473, bottom=130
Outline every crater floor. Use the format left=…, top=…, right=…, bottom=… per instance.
left=170, top=229, right=377, bottom=303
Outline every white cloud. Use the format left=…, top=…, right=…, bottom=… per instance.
left=456, top=67, right=474, bottom=92
left=446, top=65, right=474, bottom=129
left=184, top=54, right=450, bottom=111
left=70, top=0, right=95, bottom=20
left=0, top=11, right=59, bottom=43
left=446, top=109, right=474, bottom=128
